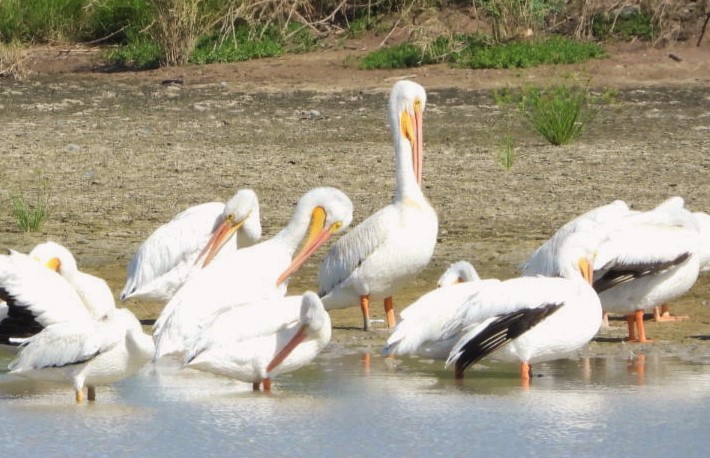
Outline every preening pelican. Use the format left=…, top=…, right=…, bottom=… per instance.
left=185, top=291, right=331, bottom=391
left=437, top=260, right=480, bottom=287
left=29, top=241, right=115, bottom=319
left=153, top=187, right=352, bottom=360
left=384, top=261, right=482, bottom=360
left=8, top=308, right=154, bottom=403
left=0, top=249, right=90, bottom=352
left=121, top=189, right=261, bottom=302
left=319, top=81, right=438, bottom=330
left=522, top=199, right=630, bottom=277
left=592, top=197, right=701, bottom=342
left=445, top=233, right=602, bottom=385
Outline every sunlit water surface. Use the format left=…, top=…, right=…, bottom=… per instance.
left=1, top=349, right=709, bottom=457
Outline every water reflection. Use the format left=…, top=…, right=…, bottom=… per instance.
left=1, top=350, right=709, bottom=456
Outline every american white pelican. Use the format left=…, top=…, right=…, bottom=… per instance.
left=185, top=291, right=331, bottom=391
left=29, top=241, right=115, bottom=319
left=445, top=233, right=601, bottom=385
left=120, top=189, right=261, bottom=302
left=437, top=260, right=480, bottom=287
left=384, top=261, right=483, bottom=360
left=592, top=197, right=701, bottom=341
left=8, top=307, right=154, bottom=402
left=153, top=187, right=352, bottom=360
left=319, top=80, right=438, bottom=330
left=0, top=249, right=92, bottom=352
left=522, top=199, right=630, bottom=277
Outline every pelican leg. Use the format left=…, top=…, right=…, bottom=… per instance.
left=384, top=296, right=396, bottom=329
left=653, top=304, right=689, bottom=322
left=520, top=362, right=532, bottom=389
left=360, top=295, right=371, bottom=331
left=454, top=362, right=465, bottom=380
left=634, top=310, right=652, bottom=343
left=627, top=310, right=652, bottom=343
left=262, top=378, right=272, bottom=392
left=75, top=388, right=84, bottom=403
left=252, top=382, right=260, bottom=391
left=625, top=314, right=637, bottom=341
left=87, top=386, right=96, bottom=402
left=601, top=312, right=609, bottom=329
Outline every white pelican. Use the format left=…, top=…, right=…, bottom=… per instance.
left=185, top=291, right=331, bottom=391
left=437, top=260, right=480, bottom=287
left=29, top=241, right=115, bottom=319
left=120, top=189, right=261, bottom=302
left=592, top=197, right=701, bottom=342
left=153, top=187, right=352, bottom=360
left=319, top=81, right=438, bottom=330
left=522, top=199, right=630, bottom=277
left=8, top=307, right=154, bottom=402
left=445, top=232, right=601, bottom=385
left=384, top=260, right=483, bottom=360
left=0, top=249, right=94, bottom=352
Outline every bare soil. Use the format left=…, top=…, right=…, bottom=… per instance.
left=1, top=36, right=709, bottom=356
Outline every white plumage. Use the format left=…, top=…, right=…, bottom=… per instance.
left=121, top=189, right=261, bottom=302
left=9, top=307, right=154, bottom=402
left=319, top=80, right=438, bottom=330
left=185, top=291, right=331, bottom=391
left=152, top=187, right=352, bottom=360
left=29, top=241, right=115, bottom=319
left=0, top=248, right=95, bottom=352
left=693, top=211, right=710, bottom=272
left=592, top=197, right=701, bottom=341
left=445, top=232, right=602, bottom=384
left=384, top=261, right=482, bottom=360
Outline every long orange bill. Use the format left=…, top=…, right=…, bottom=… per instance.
left=413, top=104, right=423, bottom=185
left=266, top=325, right=307, bottom=373
left=276, top=228, right=334, bottom=285
left=578, top=257, right=593, bottom=285
left=197, top=218, right=245, bottom=267
left=45, top=257, right=61, bottom=272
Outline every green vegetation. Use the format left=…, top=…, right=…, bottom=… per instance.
left=592, top=10, right=656, bottom=41
left=360, top=35, right=606, bottom=70
left=11, top=174, right=51, bottom=233
left=497, top=133, right=516, bottom=170
left=0, top=0, right=690, bottom=70
left=520, top=85, right=598, bottom=146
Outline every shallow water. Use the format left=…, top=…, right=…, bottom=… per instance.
left=1, top=349, right=709, bottom=457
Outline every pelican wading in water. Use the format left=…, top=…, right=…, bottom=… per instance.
left=121, top=189, right=261, bottom=302
left=185, top=291, right=331, bottom=392
left=8, top=308, right=154, bottom=403
left=445, top=232, right=602, bottom=387
left=384, top=261, right=483, bottom=360
left=153, top=187, right=352, bottom=360
left=318, top=80, right=438, bottom=331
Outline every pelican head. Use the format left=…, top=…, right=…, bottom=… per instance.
left=437, top=260, right=480, bottom=287
left=266, top=291, right=331, bottom=373
left=389, top=80, right=427, bottom=186
left=29, top=241, right=77, bottom=273
left=558, top=230, right=599, bottom=285
left=276, top=187, right=353, bottom=285
left=199, top=189, right=261, bottom=267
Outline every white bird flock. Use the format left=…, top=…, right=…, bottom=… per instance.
left=1, top=80, right=707, bottom=401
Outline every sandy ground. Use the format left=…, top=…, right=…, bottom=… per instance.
left=1, top=38, right=709, bottom=356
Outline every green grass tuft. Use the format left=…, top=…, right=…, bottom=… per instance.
left=11, top=175, right=50, bottom=233
left=497, top=133, right=516, bottom=170
left=520, top=85, right=597, bottom=146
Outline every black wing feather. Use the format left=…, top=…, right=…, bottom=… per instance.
left=0, top=287, right=44, bottom=346
left=454, top=302, right=563, bottom=374
left=593, top=252, right=691, bottom=294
